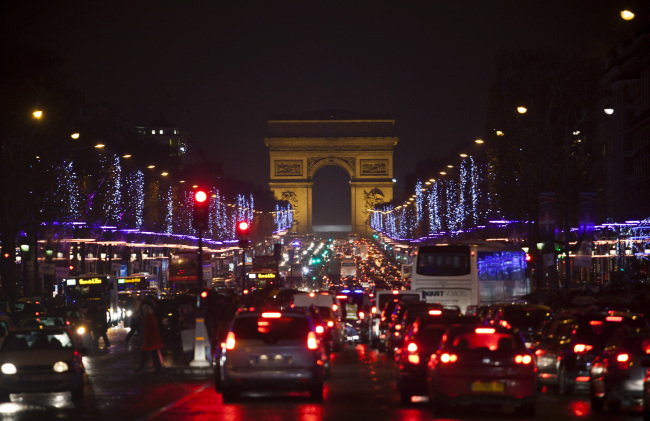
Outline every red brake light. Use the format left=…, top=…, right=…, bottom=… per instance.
left=616, top=353, right=629, bottom=362
left=475, top=327, right=495, bottom=334
left=440, top=353, right=458, bottom=363
left=327, top=321, right=334, bottom=328
left=428, top=310, right=442, bottom=316
left=392, top=290, right=399, bottom=295
left=589, top=320, right=603, bottom=326
left=407, top=342, right=418, bottom=353
left=332, top=304, right=338, bottom=312
left=573, top=344, right=594, bottom=353
left=225, top=332, right=236, bottom=350
left=261, top=312, right=282, bottom=318
left=515, top=355, right=533, bottom=364
left=395, top=324, right=402, bottom=331
left=371, top=306, right=377, bottom=314
left=307, top=331, right=319, bottom=350
left=606, top=316, right=623, bottom=322
left=407, top=354, right=420, bottom=365
left=358, top=311, right=365, bottom=319
left=315, top=325, right=324, bottom=334
left=500, top=320, right=511, bottom=329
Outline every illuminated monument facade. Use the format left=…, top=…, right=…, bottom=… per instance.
left=265, top=110, right=398, bottom=237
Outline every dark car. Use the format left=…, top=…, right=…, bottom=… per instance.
left=427, top=324, right=537, bottom=417
left=534, top=310, right=649, bottom=395
left=590, top=326, right=650, bottom=413
left=386, top=302, right=450, bottom=358
left=485, top=303, right=553, bottom=347
left=395, top=313, right=451, bottom=404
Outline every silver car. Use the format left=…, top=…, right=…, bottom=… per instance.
left=218, top=310, right=329, bottom=402
left=0, top=327, right=85, bottom=401
left=590, top=327, right=650, bottom=413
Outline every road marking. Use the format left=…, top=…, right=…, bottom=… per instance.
left=136, top=382, right=212, bottom=421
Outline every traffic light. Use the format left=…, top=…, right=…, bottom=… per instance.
left=193, top=189, right=209, bottom=230
left=236, top=220, right=250, bottom=248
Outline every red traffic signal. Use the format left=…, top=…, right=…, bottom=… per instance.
left=194, top=190, right=208, bottom=203
left=237, top=221, right=249, bottom=232
left=193, top=189, right=210, bottom=230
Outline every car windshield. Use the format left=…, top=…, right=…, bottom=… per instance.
left=232, top=315, right=310, bottom=342
left=2, top=331, right=74, bottom=351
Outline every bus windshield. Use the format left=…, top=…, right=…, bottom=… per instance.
left=416, top=245, right=470, bottom=276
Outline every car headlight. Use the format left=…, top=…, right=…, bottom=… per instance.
left=77, top=326, right=85, bottom=335
left=1, top=363, right=17, bottom=375
left=53, top=362, right=69, bottom=373
left=126, top=310, right=132, bottom=318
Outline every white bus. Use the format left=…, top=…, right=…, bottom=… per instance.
left=410, top=242, right=529, bottom=314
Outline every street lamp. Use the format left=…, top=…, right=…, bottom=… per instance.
left=32, top=110, right=43, bottom=119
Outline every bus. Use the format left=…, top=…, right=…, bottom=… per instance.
left=168, top=252, right=212, bottom=290
left=63, top=274, right=121, bottom=325
left=341, top=258, right=357, bottom=279
left=117, top=273, right=159, bottom=293
left=410, top=242, right=529, bottom=314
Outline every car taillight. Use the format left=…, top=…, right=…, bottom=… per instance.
left=225, top=332, right=236, bottom=350
left=475, top=327, right=495, bottom=334
left=327, top=320, right=334, bottom=328
left=500, top=320, right=511, bottom=329
left=616, top=353, right=630, bottom=369
left=515, top=355, right=533, bottom=364
left=332, top=304, right=338, bottom=312
left=395, top=324, right=402, bottom=331
left=307, top=331, right=319, bottom=350
left=428, top=310, right=442, bottom=316
left=358, top=311, right=365, bottom=320
left=315, top=325, right=324, bottom=334
left=407, top=342, right=418, bottom=352
left=573, top=344, right=593, bottom=353
left=261, top=312, right=282, bottom=318
left=440, top=353, right=458, bottom=363
left=407, top=354, right=420, bottom=364
left=371, top=306, right=377, bottom=314
left=606, top=316, right=623, bottom=322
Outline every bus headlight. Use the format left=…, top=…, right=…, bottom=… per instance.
left=1, top=363, right=16, bottom=375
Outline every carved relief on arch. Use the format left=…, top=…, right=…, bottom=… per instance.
left=307, top=156, right=356, bottom=179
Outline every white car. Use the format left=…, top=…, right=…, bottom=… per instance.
left=0, top=327, right=86, bottom=401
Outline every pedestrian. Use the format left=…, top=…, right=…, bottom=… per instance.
left=138, top=303, right=164, bottom=372
left=125, top=296, right=143, bottom=344
left=93, top=303, right=111, bottom=352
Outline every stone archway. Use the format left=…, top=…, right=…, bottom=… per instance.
left=265, top=110, right=398, bottom=237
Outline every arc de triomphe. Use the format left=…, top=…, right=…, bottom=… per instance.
left=265, top=110, right=398, bottom=237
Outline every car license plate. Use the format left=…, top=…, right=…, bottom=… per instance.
left=256, top=354, right=287, bottom=365
left=471, top=381, right=504, bottom=392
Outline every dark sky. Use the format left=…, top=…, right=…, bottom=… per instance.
left=2, top=0, right=646, bottom=193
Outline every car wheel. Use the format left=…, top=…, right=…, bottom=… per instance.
left=432, top=394, right=447, bottom=416
left=558, top=364, right=575, bottom=395
left=309, top=382, right=324, bottom=401
left=590, top=381, right=604, bottom=411
left=213, top=369, right=222, bottom=393
left=516, top=399, right=536, bottom=417
left=71, top=382, right=84, bottom=401
left=399, top=389, right=412, bottom=405
left=605, top=384, right=622, bottom=413
left=221, top=386, right=239, bottom=403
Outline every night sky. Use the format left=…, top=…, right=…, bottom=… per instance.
left=2, top=1, right=646, bottom=224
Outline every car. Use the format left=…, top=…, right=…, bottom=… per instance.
left=485, top=303, right=553, bottom=348
left=395, top=314, right=451, bottom=404
left=371, top=290, right=422, bottom=350
left=427, top=324, right=537, bottom=417
left=292, top=292, right=344, bottom=351
left=590, top=326, right=650, bottom=413
left=533, top=310, right=648, bottom=395
left=217, top=309, right=329, bottom=402
left=0, top=327, right=86, bottom=401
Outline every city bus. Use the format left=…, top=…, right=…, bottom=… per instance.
left=63, top=274, right=121, bottom=325
left=117, top=273, right=159, bottom=293
left=410, top=242, right=529, bottom=314
left=168, top=252, right=212, bottom=291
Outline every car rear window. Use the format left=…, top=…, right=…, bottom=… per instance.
left=576, top=316, right=649, bottom=345
left=232, top=315, right=310, bottom=341
left=501, top=307, right=552, bottom=330
left=447, top=330, right=525, bottom=351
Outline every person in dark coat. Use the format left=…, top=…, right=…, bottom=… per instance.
left=138, top=303, right=164, bottom=371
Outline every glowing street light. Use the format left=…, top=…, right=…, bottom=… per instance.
left=71, top=133, right=80, bottom=139
left=475, top=138, right=485, bottom=144
left=94, top=143, right=105, bottom=149
left=620, top=10, right=635, bottom=20
left=517, top=106, right=528, bottom=114
left=32, top=110, right=43, bottom=119
left=604, top=107, right=614, bottom=115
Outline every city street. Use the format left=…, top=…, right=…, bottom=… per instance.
left=0, top=326, right=646, bottom=421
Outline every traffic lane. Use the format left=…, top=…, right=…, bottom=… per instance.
left=148, top=343, right=430, bottom=421
left=149, top=343, right=647, bottom=421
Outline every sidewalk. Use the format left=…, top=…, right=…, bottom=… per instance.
left=105, top=325, right=213, bottom=378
